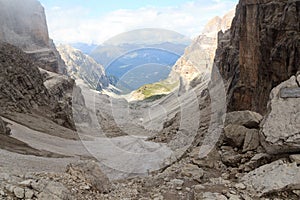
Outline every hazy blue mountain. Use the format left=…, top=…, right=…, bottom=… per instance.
left=90, top=29, right=191, bottom=93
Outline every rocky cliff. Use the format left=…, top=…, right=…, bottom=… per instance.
left=0, top=42, right=75, bottom=129
left=0, top=0, right=66, bottom=74
left=169, top=10, right=235, bottom=88
left=213, top=0, right=300, bottom=114
left=57, top=45, right=110, bottom=91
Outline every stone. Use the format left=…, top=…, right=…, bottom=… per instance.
left=25, top=189, right=34, bottom=199
left=224, top=124, right=255, bottom=148
left=242, top=129, right=260, bottom=152
left=0, top=117, right=10, bottom=135
left=181, top=164, right=204, bottom=182
left=243, top=153, right=271, bottom=171
left=19, top=179, right=33, bottom=187
left=66, top=160, right=111, bottom=193
left=13, top=187, right=25, bottom=199
left=290, top=155, right=300, bottom=165
left=225, top=111, right=263, bottom=128
left=170, top=179, right=184, bottom=187
left=235, top=183, right=246, bottom=190
left=37, top=181, right=70, bottom=200
left=261, top=76, right=300, bottom=154
left=241, top=160, right=300, bottom=197
left=196, top=192, right=227, bottom=200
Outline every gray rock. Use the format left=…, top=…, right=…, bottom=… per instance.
left=13, top=187, right=24, bottom=199
left=225, top=111, right=263, bottom=128
left=37, top=181, right=70, bottom=200
left=25, top=189, right=34, bottom=199
left=0, top=117, right=10, bottom=135
left=197, top=192, right=227, bottom=200
left=261, top=76, right=300, bottom=154
left=241, top=160, right=300, bottom=197
left=242, top=129, right=260, bottom=152
left=224, top=124, right=251, bottom=148
left=290, top=154, right=300, bottom=165
left=66, top=160, right=111, bottom=193
left=181, top=164, right=204, bottom=182
left=170, top=179, right=184, bottom=187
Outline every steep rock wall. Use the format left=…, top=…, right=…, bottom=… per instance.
left=213, top=0, right=300, bottom=114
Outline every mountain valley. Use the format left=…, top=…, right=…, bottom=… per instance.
left=0, top=0, right=299, bottom=200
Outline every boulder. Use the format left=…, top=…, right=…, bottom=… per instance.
left=66, top=160, right=111, bottom=193
left=0, top=117, right=10, bottom=135
left=181, top=164, right=204, bottom=182
left=242, top=129, right=260, bottom=153
left=241, top=160, right=300, bottom=197
left=290, top=155, right=300, bottom=165
left=260, top=75, right=300, bottom=154
left=225, top=111, right=263, bottom=128
left=37, top=181, right=71, bottom=200
left=224, top=124, right=259, bottom=151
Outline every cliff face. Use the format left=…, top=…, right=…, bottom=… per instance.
left=0, top=0, right=49, bottom=50
left=0, top=42, right=75, bottom=129
left=0, top=0, right=66, bottom=74
left=169, top=10, right=235, bottom=88
left=57, top=45, right=110, bottom=91
left=214, top=0, right=300, bottom=114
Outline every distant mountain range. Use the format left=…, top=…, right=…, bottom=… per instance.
left=88, top=29, right=191, bottom=93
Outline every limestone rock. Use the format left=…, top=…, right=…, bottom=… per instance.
left=242, top=129, right=259, bottom=152
left=181, top=164, right=204, bottom=182
left=66, top=160, right=111, bottom=193
left=57, top=44, right=110, bottom=91
left=213, top=0, right=300, bottom=114
left=261, top=75, right=300, bottom=154
left=0, top=0, right=67, bottom=73
left=290, top=155, right=300, bottom=165
left=0, top=117, right=10, bottom=135
left=37, top=181, right=71, bottom=200
left=13, top=187, right=24, bottom=199
left=225, top=111, right=263, bottom=128
left=224, top=124, right=252, bottom=148
left=242, top=160, right=300, bottom=197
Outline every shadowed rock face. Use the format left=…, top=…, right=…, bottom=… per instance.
left=0, top=0, right=67, bottom=74
left=213, top=0, right=300, bottom=114
left=0, top=42, right=75, bottom=130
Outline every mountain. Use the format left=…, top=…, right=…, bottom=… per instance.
left=130, top=10, right=235, bottom=101
left=0, top=0, right=66, bottom=74
left=90, top=29, right=190, bottom=92
left=57, top=44, right=110, bottom=91
left=213, top=0, right=300, bottom=114
left=70, top=43, right=98, bottom=55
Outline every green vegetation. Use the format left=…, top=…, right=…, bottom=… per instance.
left=134, top=80, right=179, bottom=99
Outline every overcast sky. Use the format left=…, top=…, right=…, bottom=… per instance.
left=39, top=0, right=238, bottom=44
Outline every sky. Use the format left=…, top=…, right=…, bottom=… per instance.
left=39, top=0, right=238, bottom=45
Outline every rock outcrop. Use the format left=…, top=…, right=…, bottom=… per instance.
left=0, top=118, right=10, bottom=135
left=57, top=45, right=109, bottom=91
left=0, top=42, right=74, bottom=129
left=260, top=74, right=300, bottom=154
left=168, top=10, right=235, bottom=89
left=213, top=0, right=300, bottom=114
left=0, top=0, right=66, bottom=74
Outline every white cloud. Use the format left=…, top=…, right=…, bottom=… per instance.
left=45, top=0, right=237, bottom=44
